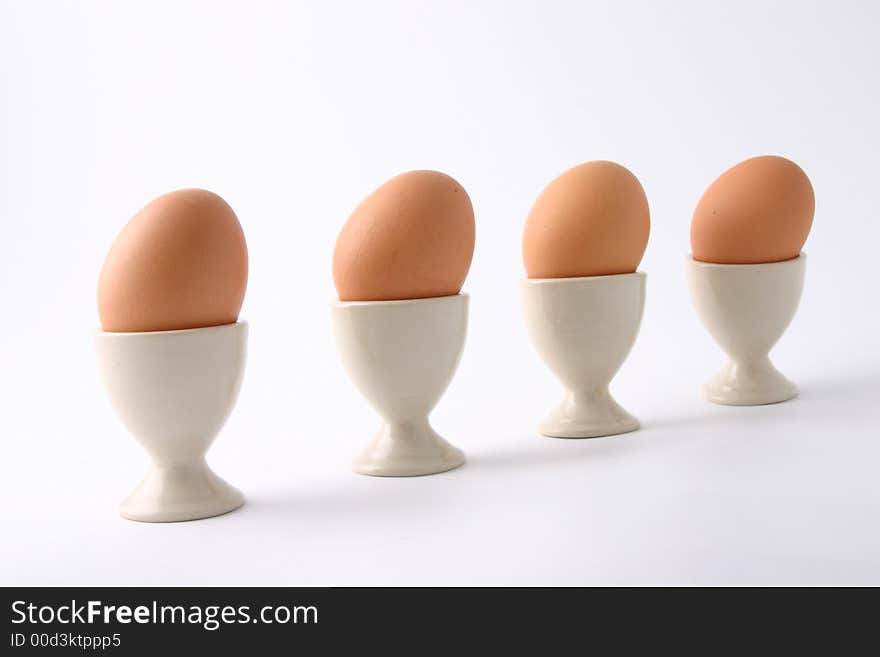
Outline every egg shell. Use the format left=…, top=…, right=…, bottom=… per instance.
left=522, top=161, right=650, bottom=278
left=98, top=189, right=248, bottom=332
left=691, top=156, right=814, bottom=264
left=333, top=170, right=475, bottom=302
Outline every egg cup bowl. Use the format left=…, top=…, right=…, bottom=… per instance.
left=685, top=254, right=806, bottom=405
left=520, top=272, right=645, bottom=438
left=331, top=294, right=468, bottom=477
left=95, top=322, right=247, bottom=522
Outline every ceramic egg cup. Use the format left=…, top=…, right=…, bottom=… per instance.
left=95, top=322, right=247, bottom=522
left=686, top=253, right=806, bottom=405
left=331, top=294, right=468, bottom=477
left=520, top=272, right=646, bottom=438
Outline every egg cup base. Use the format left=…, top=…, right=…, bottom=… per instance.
left=703, top=357, right=797, bottom=406
left=120, top=460, right=244, bottom=523
left=353, top=420, right=465, bottom=477
left=539, top=388, right=640, bottom=439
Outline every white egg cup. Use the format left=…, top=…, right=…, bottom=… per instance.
left=520, top=273, right=646, bottom=438
left=95, top=322, right=247, bottom=522
left=331, top=294, right=468, bottom=477
left=685, top=253, right=806, bottom=405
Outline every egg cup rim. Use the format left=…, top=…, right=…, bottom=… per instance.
left=95, top=320, right=248, bottom=338
left=331, top=292, right=469, bottom=308
left=686, top=252, right=806, bottom=269
left=520, top=271, right=646, bottom=286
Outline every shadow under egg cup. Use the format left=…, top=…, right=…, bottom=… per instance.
left=685, top=254, right=806, bottom=405
left=520, top=273, right=646, bottom=438
left=331, top=294, right=468, bottom=477
left=95, top=322, right=247, bottom=522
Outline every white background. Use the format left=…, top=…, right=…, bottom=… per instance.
left=2, top=0, right=878, bottom=585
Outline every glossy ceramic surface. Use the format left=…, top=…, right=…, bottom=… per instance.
left=686, top=254, right=806, bottom=405
left=331, top=294, right=468, bottom=476
left=520, top=273, right=645, bottom=438
left=95, top=322, right=247, bottom=521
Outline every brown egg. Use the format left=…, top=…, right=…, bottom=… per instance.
left=333, top=170, right=475, bottom=302
left=691, top=156, right=814, bottom=264
left=98, top=189, right=248, bottom=332
left=522, top=161, right=650, bottom=278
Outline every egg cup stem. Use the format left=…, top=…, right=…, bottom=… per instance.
left=354, top=419, right=465, bottom=477
left=520, top=273, right=646, bottom=439
left=704, top=356, right=797, bottom=406
left=685, top=254, right=805, bottom=406
left=121, top=458, right=243, bottom=523
left=332, top=294, right=469, bottom=477
left=542, top=387, right=639, bottom=439
left=96, top=322, right=247, bottom=522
